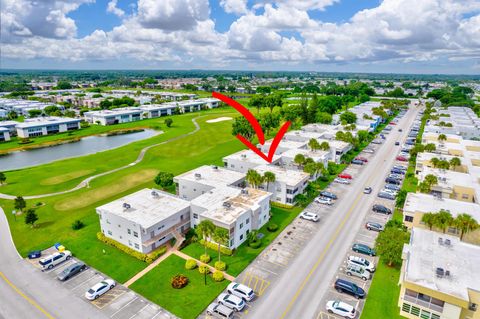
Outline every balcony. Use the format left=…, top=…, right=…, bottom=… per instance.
left=403, top=294, right=444, bottom=314
left=142, top=217, right=190, bottom=247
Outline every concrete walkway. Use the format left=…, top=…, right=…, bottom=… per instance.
left=124, top=246, right=174, bottom=288
left=0, top=117, right=202, bottom=200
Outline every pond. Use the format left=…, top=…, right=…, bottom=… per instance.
left=0, top=129, right=159, bottom=171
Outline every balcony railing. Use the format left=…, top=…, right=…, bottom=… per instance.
left=142, top=218, right=191, bottom=247
left=403, top=294, right=444, bottom=313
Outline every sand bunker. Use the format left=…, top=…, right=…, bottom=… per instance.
left=206, top=117, right=233, bottom=123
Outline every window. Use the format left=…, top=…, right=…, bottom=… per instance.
left=230, top=239, right=234, bottom=246
left=118, top=224, right=121, bottom=228
left=158, top=225, right=164, bottom=230
left=462, top=193, right=469, bottom=199
left=107, top=230, right=112, bottom=236
left=239, top=223, right=243, bottom=229
left=128, top=240, right=132, bottom=246
left=127, top=229, right=131, bottom=235
left=133, top=231, right=138, bottom=238
left=193, top=213, right=198, bottom=219
left=404, top=216, right=414, bottom=222
left=240, top=234, right=243, bottom=240
left=134, top=243, right=139, bottom=249
left=246, top=218, right=250, bottom=224
left=447, top=227, right=458, bottom=234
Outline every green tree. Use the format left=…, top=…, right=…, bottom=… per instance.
left=294, top=153, right=306, bottom=167
left=424, top=174, right=438, bottom=189
left=213, top=227, right=229, bottom=262
left=340, top=111, right=357, bottom=124
left=232, top=117, right=255, bottom=141
left=316, top=111, right=332, bottom=124
left=319, top=141, right=330, bottom=151
left=303, top=161, right=318, bottom=177
left=0, top=172, right=6, bottom=185
left=357, top=130, right=369, bottom=144
left=28, top=109, right=42, bottom=117
left=395, top=189, right=408, bottom=208
left=421, top=213, right=436, bottom=230
left=14, top=196, right=26, bottom=213
left=154, top=172, right=174, bottom=189
left=196, top=220, right=216, bottom=255
left=424, top=143, right=436, bottom=152
left=249, top=95, right=265, bottom=114
left=430, top=157, right=439, bottom=168
left=262, top=171, right=276, bottom=192
left=434, top=210, right=453, bottom=233
left=246, top=169, right=263, bottom=188
left=56, top=81, right=72, bottom=90
left=25, top=209, right=39, bottom=228
left=438, top=134, right=447, bottom=142
left=259, top=112, right=280, bottom=135
left=44, top=105, right=59, bottom=115
left=308, top=138, right=320, bottom=152
left=454, top=213, right=480, bottom=240
left=375, top=226, right=410, bottom=267
left=449, top=157, right=461, bottom=171
left=164, top=118, right=173, bottom=127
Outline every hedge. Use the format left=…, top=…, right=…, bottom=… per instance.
left=200, top=254, right=211, bottom=263
left=198, top=265, right=210, bottom=274
left=185, top=259, right=197, bottom=270
left=214, top=261, right=226, bottom=271
left=248, top=240, right=262, bottom=249
left=266, top=223, right=279, bottom=232
left=270, top=202, right=294, bottom=209
left=97, top=232, right=166, bottom=264
left=199, top=239, right=233, bottom=256
left=212, top=271, right=224, bottom=282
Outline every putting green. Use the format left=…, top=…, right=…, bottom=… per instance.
left=40, top=169, right=95, bottom=185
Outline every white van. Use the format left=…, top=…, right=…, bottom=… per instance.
left=206, top=302, right=234, bottom=318
left=39, top=251, right=72, bottom=270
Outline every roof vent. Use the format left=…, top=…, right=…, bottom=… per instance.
left=436, top=267, right=445, bottom=278
left=241, top=154, right=247, bottom=158
left=241, top=189, right=248, bottom=195
left=445, top=270, right=451, bottom=277
left=444, top=239, right=451, bottom=246
left=223, top=202, right=231, bottom=209
left=151, top=191, right=159, bottom=198
left=438, top=237, right=443, bottom=245
left=212, top=165, right=218, bottom=170
left=194, top=173, right=201, bottom=179
left=122, top=203, right=131, bottom=210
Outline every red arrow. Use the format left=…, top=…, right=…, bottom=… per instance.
left=212, top=92, right=291, bottom=163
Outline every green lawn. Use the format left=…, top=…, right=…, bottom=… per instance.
left=360, top=259, right=403, bottom=319
left=130, top=254, right=230, bottom=319
left=181, top=206, right=302, bottom=276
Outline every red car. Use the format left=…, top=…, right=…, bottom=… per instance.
left=355, top=156, right=368, bottom=163
left=338, top=173, right=353, bottom=179
left=396, top=156, right=407, bottom=161
left=389, top=122, right=397, bottom=125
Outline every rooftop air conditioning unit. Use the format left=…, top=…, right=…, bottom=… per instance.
left=151, top=191, right=159, bottom=197
left=194, top=173, right=201, bottom=179
left=436, top=267, right=445, bottom=278
left=438, top=237, right=443, bottom=245
left=212, top=165, right=218, bottom=170
left=241, top=189, right=248, bottom=195
left=444, top=239, right=451, bottom=246
left=223, top=202, right=231, bottom=209
left=122, top=203, right=131, bottom=210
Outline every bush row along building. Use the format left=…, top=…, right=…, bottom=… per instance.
left=398, top=107, right=480, bottom=319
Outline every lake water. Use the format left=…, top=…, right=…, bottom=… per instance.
left=0, top=129, right=159, bottom=171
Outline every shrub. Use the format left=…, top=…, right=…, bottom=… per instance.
left=198, top=265, right=210, bottom=274
left=266, top=223, right=279, bottom=232
left=248, top=240, right=262, bottom=249
left=171, top=274, right=189, bottom=289
left=97, top=232, right=166, bottom=263
left=71, top=220, right=85, bottom=230
left=199, top=239, right=233, bottom=256
left=185, top=259, right=197, bottom=270
left=200, top=254, right=211, bottom=263
left=212, top=271, right=224, bottom=282
left=214, top=261, right=226, bottom=271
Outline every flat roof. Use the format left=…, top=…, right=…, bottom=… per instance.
left=255, top=164, right=309, bottom=185
left=403, top=192, right=480, bottom=221
left=84, top=107, right=142, bottom=117
left=284, top=130, right=324, bottom=140
left=404, top=227, right=480, bottom=301
left=16, top=117, right=80, bottom=128
left=0, top=127, right=8, bottom=132
left=281, top=148, right=330, bottom=162
left=174, top=165, right=245, bottom=187
left=96, top=188, right=190, bottom=229
left=223, top=149, right=280, bottom=165
left=0, top=120, right=19, bottom=127
left=262, top=139, right=307, bottom=151
left=418, top=166, right=476, bottom=189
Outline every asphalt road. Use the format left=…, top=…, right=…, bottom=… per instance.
left=0, top=208, right=108, bottom=319
left=246, top=103, right=420, bottom=319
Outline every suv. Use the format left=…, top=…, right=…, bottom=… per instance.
left=384, top=183, right=401, bottom=191
left=365, top=221, right=384, bottom=232
left=352, top=243, right=376, bottom=256
left=334, top=279, right=365, bottom=299
left=372, top=204, right=391, bottom=215
left=347, top=256, right=375, bottom=273
left=227, top=282, right=255, bottom=301
left=351, top=159, right=364, bottom=165
left=39, top=251, right=72, bottom=270
left=206, top=302, right=234, bottom=318
left=345, top=264, right=371, bottom=281
left=385, top=177, right=401, bottom=185
left=378, top=191, right=395, bottom=200
left=299, top=211, right=319, bottom=222
left=320, top=191, right=337, bottom=200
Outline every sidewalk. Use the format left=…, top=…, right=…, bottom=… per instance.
left=124, top=245, right=173, bottom=287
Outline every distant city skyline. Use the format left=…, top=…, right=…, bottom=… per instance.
left=1, top=0, right=480, bottom=74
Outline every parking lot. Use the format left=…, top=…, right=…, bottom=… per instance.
left=27, top=247, right=177, bottom=319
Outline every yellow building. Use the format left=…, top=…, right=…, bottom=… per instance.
left=399, top=228, right=480, bottom=319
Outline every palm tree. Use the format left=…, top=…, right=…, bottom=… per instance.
left=422, top=213, right=436, bottom=230
left=438, top=134, right=447, bottom=142
left=262, top=171, right=276, bottom=192
left=454, top=213, right=480, bottom=240
left=424, top=143, right=436, bottom=152
left=303, top=162, right=318, bottom=177
left=430, top=157, right=439, bottom=168
left=437, top=160, right=450, bottom=170
left=308, top=138, right=320, bottom=152
left=449, top=157, right=461, bottom=171
left=319, top=141, right=330, bottom=151
left=433, top=210, right=453, bottom=233
left=246, top=169, right=263, bottom=188
left=213, top=227, right=229, bottom=262
left=196, top=220, right=216, bottom=255
left=424, top=174, right=438, bottom=188
left=294, top=154, right=306, bottom=167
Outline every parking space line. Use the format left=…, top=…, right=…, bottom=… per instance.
left=110, top=296, right=139, bottom=318
left=61, top=268, right=92, bottom=285
left=128, top=304, right=149, bottom=319
left=151, top=310, right=165, bottom=319
left=71, top=274, right=102, bottom=291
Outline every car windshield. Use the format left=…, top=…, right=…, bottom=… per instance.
left=39, top=259, right=50, bottom=266
left=88, top=289, right=95, bottom=294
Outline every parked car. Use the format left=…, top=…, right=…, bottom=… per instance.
left=355, top=156, right=368, bottom=163
left=380, top=134, right=385, bottom=139
left=399, top=152, right=411, bottom=158
left=372, top=204, right=392, bottom=215
left=320, top=191, right=337, bottom=200
left=385, top=177, right=401, bottom=185
left=371, top=140, right=382, bottom=145
left=338, top=173, right=353, bottom=179
left=384, top=183, right=401, bottom=191
left=315, top=197, right=333, bottom=205
left=363, top=187, right=372, bottom=194
left=326, top=300, right=356, bottom=319
left=334, top=278, right=366, bottom=299
left=227, top=282, right=255, bottom=301
left=378, top=191, right=395, bottom=200
left=405, top=140, right=415, bottom=146
left=352, top=243, right=376, bottom=256
left=351, top=159, right=364, bottom=165
left=85, top=279, right=115, bottom=300
left=388, top=173, right=403, bottom=180
left=299, top=211, right=319, bottom=222
left=395, top=141, right=400, bottom=146
left=206, top=303, right=234, bottom=318
left=334, top=177, right=351, bottom=184
left=217, top=293, right=245, bottom=312
left=365, top=222, right=384, bottom=232
left=28, top=250, right=42, bottom=259
left=398, top=128, right=403, bottom=132
left=39, top=251, right=72, bottom=270
left=347, top=255, right=375, bottom=273
left=391, top=168, right=405, bottom=175
left=57, top=262, right=87, bottom=281
left=393, top=165, right=407, bottom=171
left=345, top=264, right=371, bottom=281
left=389, top=122, right=396, bottom=125
left=396, top=155, right=408, bottom=161
left=363, top=148, right=375, bottom=154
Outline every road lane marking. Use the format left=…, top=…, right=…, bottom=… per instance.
left=0, top=271, right=55, bottom=319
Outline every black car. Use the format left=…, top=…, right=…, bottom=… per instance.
left=395, top=142, right=400, bottom=146
left=372, top=204, right=392, bottom=214
left=320, top=191, right=337, bottom=200
left=385, top=177, right=401, bottom=185
left=57, top=262, right=87, bottom=281
left=378, top=191, right=395, bottom=200
left=406, top=141, right=415, bottom=145
left=351, top=159, right=364, bottom=165
left=334, top=279, right=365, bottom=299
left=28, top=250, right=42, bottom=259
left=391, top=169, right=405, bottom=175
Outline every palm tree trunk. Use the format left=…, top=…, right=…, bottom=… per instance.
left=218, top=244, right=221, bottom=262
left=460, top=231, right=464, bottom=240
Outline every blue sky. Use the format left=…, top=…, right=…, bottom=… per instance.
left=1, top=0, right=479, bottom=74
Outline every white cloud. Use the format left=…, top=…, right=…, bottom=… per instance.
left=107, top=0, right=125, bottom=18
left=220, top=0, right=248, bottom=15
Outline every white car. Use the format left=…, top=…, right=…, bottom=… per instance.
left=217, top=293, right=245, bottom=311
left=363, top=148, right=375, bottom=154
left=299, top=211, right=319, bottom=222
left=315, top=197, right=333, bottom=205
left=348, top=255, right=376, bottom=273
left=227, top=282, right=255, bottom=301
left=334, top=178, right=351, bottom=185
left=39, top=251, right=72, bottom=270
left=85, top=279, right=116, bottom=300
left=381, top=188, right=398, bottom=196
left=326, top=300, right=356, bottom=318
